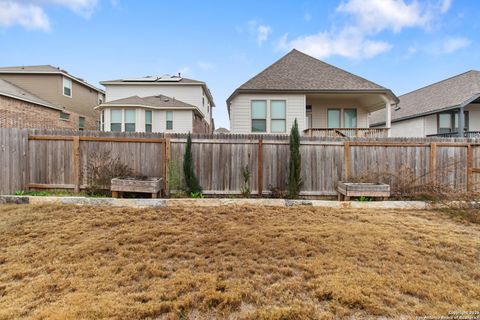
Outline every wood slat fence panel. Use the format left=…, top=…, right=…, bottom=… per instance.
left=0, top=128, right=28, bottom=195
left=1, top=128, right=480, bottom=196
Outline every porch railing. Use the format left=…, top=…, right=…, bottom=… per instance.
left=427, top=131, right=480, bottom=138
left=303, top=128, right=390, bottom=138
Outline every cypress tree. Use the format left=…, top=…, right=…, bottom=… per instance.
left=183, top=133, right=202, bottom=194
left=288, top=119, right=302, bottom=198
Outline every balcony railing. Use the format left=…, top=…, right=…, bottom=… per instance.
left=427, top=131, right=480, bottom=138
left=303, top=128, right=390, bottom=138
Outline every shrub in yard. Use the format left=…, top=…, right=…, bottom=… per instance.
left=240, top=154, right=251, bottom=198
left=287, top=118, right=302, bottom=198
left=183, top=133, right=202, bottom=195
left=85, top=151, right=133, bottom=196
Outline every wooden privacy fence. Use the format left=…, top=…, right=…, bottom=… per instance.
left=1, top=128, right=480, bottom=196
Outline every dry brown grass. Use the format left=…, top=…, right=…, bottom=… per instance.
left=0, top=205, right=479, bottom=319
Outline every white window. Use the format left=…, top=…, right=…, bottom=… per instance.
left=251, top=100, right=267, bottom=132
left=145, top=110, right=152, bottom=133
left=166, top=111, right=173, bottom=130
left=124, top=109, right=136, bottom=132
left=79, top=116, right=85, bottom=131
left=343, top=109, right=357, bottom=128
left=63, top=77, right=72, bottom=97
left=111, top=110, right=122, bottom=132
left=271, top=100, right=286, bottom=133
left=327, top=109, right=341, bottom=128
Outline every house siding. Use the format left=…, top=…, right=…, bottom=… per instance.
left=105, top=84, right=213, bottom=127
left=388, top=106, right=480, bottom=137
left=0, top=95, right=97, bottom=130
left=0, top=73, right=103, bottom=119
left=307, top=96, right=369, bottom=128
left=229, top=93, right=305, bottom=133
left=390, top=117, right=425, bottom=137
left=102, top=107, right=194, bottom=133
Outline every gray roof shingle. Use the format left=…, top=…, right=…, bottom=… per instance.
left=370, top=70, right=480, bottom=125
left=98, top=94, right=197, bottom=110
left=0, top=79, right=60, bottom=110
left=227, top=49, right=397, bottom=104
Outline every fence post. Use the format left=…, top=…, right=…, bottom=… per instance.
left=344, top=142, right=350, bottom=180
left=164, top=137, right=171, bottom=196
left=161, top=138, right=167, bottom=195
left=467, top=144, right=473, bottom=193
left=258, top=139, right=263, bottom=196
left=430, top=143, right=437, bottom=185
left=72, top=136, right=81, bottom=193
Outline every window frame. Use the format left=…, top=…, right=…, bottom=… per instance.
left=59, top=111, right=70, bottom=120
left=437, top=111, right=469, bottom=134
left=251, top=100, right=267, bottom=133
left=327, top=108, right=341, bottom=129
left=270, top=100, right=286, bottom=133
left=343, top=108, right=357, bottom=129
left=63, top=77, right=72, bottom=97
left=166, top=111, right=173, bottom=130
left=110, top=109, right=122, bottom=132
left=145, top=110, right=152, bottom=133
left=78, top=116, right=85, bottom=131
left=124, top=109, right=136, bottom=132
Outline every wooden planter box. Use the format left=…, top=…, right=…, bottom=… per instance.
left=111, top=177, right=163, bottom=198
left=337, top=182, right=390, bottom=201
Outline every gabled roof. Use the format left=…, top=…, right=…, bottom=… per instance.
left=0, top=79, right=61, bottom=111
left=100, top=74, right=215, bottom=107
left=0, top=65, right=105, bottom=93
left=370, top=70, right=480, bottom=126
left=227, top=49, right=397, bottom=104
left=95, top=94, right=201, bottom=114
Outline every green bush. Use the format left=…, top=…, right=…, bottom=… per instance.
left=287, top=119, right=302, bottom=198
left=183, top=133, right=202, bottom=194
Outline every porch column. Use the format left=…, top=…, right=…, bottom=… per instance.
left=385, top=101, right=391, bottom=137
left=458, top=106, right=465, bottom=137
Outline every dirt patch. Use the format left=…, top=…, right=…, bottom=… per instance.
left=0, top=205, right=479, bottom=319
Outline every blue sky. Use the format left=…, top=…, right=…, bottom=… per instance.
left=0, top=0, right=479, bottom=129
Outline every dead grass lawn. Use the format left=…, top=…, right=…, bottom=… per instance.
left=0, top=204, right=479, bottom=319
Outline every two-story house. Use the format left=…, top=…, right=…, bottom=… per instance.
left=227, top=49, right=398, bottom=137
left=98, top=74, right=215, bottom=134
left=0, top=65, right=105, bottom=130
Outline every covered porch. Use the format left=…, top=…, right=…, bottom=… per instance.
left=303, top=92, right=393, bottom=137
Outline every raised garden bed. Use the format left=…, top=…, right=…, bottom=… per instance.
left=111, top=177, right=163, bottom=198
left=337, top=181, right=390, bottom=201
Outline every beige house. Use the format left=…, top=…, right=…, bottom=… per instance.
left=100, top=74, right=214, bottom=134
left=227, top=49, right=398, bottom=137
left=0, top=65, right=105, bottom=130
left=370, top=70, right=480, bottom=138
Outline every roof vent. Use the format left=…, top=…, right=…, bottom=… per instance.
left=394, top=105, right=401, bottom=111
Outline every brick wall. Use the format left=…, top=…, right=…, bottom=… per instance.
left=192, top=113, right=211, bottom=134
left=0, top=95, right=98, bottom=130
